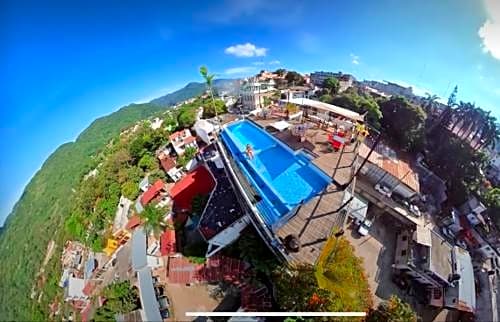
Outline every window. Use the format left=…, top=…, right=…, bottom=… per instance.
left=402, top=235, right=407, bottom=241
left=401, top=250, right=407, bottom=256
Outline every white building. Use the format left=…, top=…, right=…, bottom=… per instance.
left=149, top=117, right=163, bottom=130
left=169, top=129, right=198, bottom=155
left=240, top=80, right=275, bottom=111
left=485, top=139, right=500, bottom=184
left=310, top=71, right=355, bottom=92
left=193, top=119, right=216, bottom=145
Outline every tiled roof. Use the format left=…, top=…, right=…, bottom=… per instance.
left=169, top=129, right=190, bottom=142
left=169, top=166, right=215, bottom=211
left=358, top=139, right=420, bottom=192
left=160, top=229, right=176, bottom=256
left=159, top=154, right=176, bottom=172
left=140, top=180, right=165, bottom=205
left=240, top=283, right=273, bottom=312
left=166, top=254, right=248, bottom=285
left=125, top=215, right=142, bottom=230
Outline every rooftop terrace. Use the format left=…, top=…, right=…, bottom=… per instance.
left=249, top=116, right=359, bottom=264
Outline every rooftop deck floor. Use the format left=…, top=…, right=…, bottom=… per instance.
left=251, top=116, right=359, bottom=265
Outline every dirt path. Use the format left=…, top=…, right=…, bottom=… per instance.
left=164, top=283, right=220, bottom=321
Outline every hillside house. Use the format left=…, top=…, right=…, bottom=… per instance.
left=169, top=129, right=198, bottom=155
left=158, top=152, right=183, bottom=182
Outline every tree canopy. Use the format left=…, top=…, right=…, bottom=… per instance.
left=285, top=71, right=305, bottom=86
left=323, top=77, right=340, bottom=95
left=140, top=204, right=167, bottom=237
left=330, top=90, right=383, bottom=129
left=380, top=96, right=426, bottom=152
left=366, top=295, right=417, bottom=322
left=273, top=264, right=332, bottom=312
left=94, top=281, right=139, bottom=321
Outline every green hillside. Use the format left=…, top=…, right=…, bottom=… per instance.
left=0, top=84, right=200, bottom=320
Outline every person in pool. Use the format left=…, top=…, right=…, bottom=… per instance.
left=246, top=144, right=254, bottom=159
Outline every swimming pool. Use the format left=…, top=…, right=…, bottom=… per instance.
left=220, top=120, right=330, bottom=228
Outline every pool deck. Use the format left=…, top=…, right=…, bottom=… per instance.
left=250, top=116, right=359, bottom=265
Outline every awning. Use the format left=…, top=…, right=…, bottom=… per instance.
left=281, top=97, right=364, bottom=122
left=270, top=120, right=291, bottom=132
left=343, top=191, right=368, bottom=222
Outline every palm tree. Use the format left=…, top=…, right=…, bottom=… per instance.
left=199, top=66, right=220, bottom=132
left=139, top=204, right=166, bottom=237
left=423, top=93, right=439, bottom=114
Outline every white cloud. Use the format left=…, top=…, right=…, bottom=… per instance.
left=479, top=0, right=500, bottom=60
left=224, top=43, right=267, bottom=57
left=268, top=60, right=281, bottom=65
left=350, top=53, right=360, bottom=65
left=252, top=61, right=265, bottom=66
left=224, top=66, right=257, bottom=75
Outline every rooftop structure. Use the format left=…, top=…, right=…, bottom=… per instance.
left=159, top=229, right=176, bottom=256
left=169, top=129, right=198, bottom=155
left=358, top=139, right=420, bottom=196
left=193, top=119, right=217, bottom=145
left=158, top=152, right=183, bottom=182
left=218, top=116, right=361, bottom=264
left=169, top=165, right=215, bottom=212
left=310, top=71, right=356, bottom=92
left=140, top=180, right=167, bottom=206
left=283, top=97, right=364, bottom=122
left=198, top=153, right=245, bottom=246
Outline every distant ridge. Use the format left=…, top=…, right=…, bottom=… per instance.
left=150, top=78, right=240, bottom=107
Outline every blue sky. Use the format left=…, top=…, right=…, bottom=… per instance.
left=1, top=0, right=499, bottom=225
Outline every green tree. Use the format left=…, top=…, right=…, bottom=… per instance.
left=447, top=85, right=458, bottom=107
left=319, top=94, right=333, bottom=103
left=191, top=194, right=208, bottom=215
left=94, top=281, right=139, bottom=320
left=275, top=68, right=286, bottom=76
left=177, top=109, right=197, bottom=128
left=323, top=77, right=340, bottom=95
left=121, top=181, right=139, bottom=200
left=237, top=233, right=278, bottom=275
left=139, top=204, right=167, bottom=237
left=200, top=65, right=220, bottom=128
left=380, top=96, right=426, bottom=151
left=422, top=93, right=440, bottom=114
left=330, top=92, right=383, bottom=129
left=366, top=295, right=417, bottom=322
left=138, top=153, right=157, bottom=171
left=285, top=71, right=305, bottom=86
left=202, top=98, right=226, bottom=118
left=274, top=264, right=332, bottom=312
left=484, top=188, right=500, bottom=208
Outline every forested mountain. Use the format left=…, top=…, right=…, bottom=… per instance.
left=150, top=78, right=239, bottom=107
left=0, top=82, right=206, bottom=320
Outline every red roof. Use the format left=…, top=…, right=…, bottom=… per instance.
left=160, top=229, right=176, bottom=256
left=159, top=155, right=177, bottom=172
left=183, top=136, right=197, bottom=144
left=169, top=166, right=215, bottom=211
left=169, top=129, right=189, bottom=142
left=125, top=215, right=142, bottom=230
left=82, top=281, right=95, bottom=296
left=141, top=180, right=166, bottom=205
left=167, top=254, right=247, bottom=284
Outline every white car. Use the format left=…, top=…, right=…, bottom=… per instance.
left=374, top=184, right=392, bottom=198
left=409, top=204, right=421, bottom=217
left=358, top=219, right=373, bottom=236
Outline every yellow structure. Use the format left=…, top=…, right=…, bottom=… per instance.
left=103, top=238, right=119, bottom=256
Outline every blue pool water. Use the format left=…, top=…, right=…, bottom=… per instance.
left=221, top=120, right=330, bottom=228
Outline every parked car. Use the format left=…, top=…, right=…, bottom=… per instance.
left=440, top=227, right=455, bottom=241
left=391, top=193, right=410, bottom=208
left=358, top=219, right=373, bottom=236
left=374, top=183, right=392, bottom=198
left=409, top=204, right=421, bottom=217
